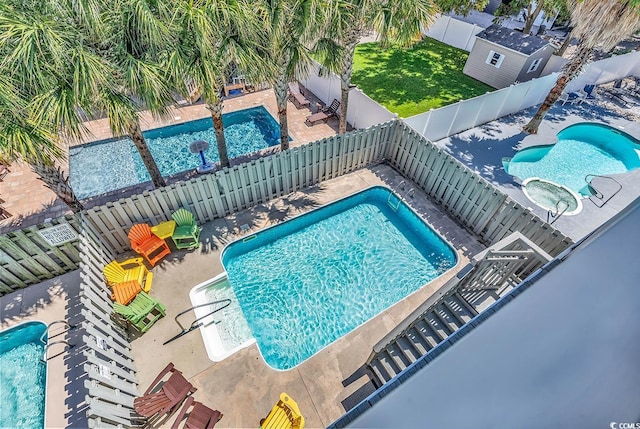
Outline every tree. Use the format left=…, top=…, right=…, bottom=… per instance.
left=523, top=0, right=640, bottom=134
left=494, top=0, right=568, bottom=34
left=259, top=0, right=321, bottom=150
left=100, top=0, right=175, bottom=188
left=319, top=0, right=441, bottom=134
left=0, top=0, right=173, bottom=201
left=168, top=0, right=264, bottom=168
left=0, top=1, right=103, bottom=211
left=436, top=0, right=489, bottom=16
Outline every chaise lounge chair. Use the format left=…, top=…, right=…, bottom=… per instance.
left=128, top=223, right=171, bottom=266
left=171, top=208, right=201, bottom=250
left=288, top=82, right=311, bottom=109
left=260, top=392, right=305, bottom=429
left=172, top=397, right=223, bottom=429
left=134, top=363, right=197, bottom=425
left=305, top=99, right=340, bottom=126
left=113, top=291, right=166, bottom=333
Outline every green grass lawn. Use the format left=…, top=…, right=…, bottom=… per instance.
left=352, top=38, right=494, bottom=118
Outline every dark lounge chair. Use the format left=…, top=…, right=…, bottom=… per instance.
left=305, top=99, right=340, bottom=125
left=288, top=82, right=311, bottom=109
left=134, top=363, right=196, bottom=424
left=171, top=397, right=223, bottom=429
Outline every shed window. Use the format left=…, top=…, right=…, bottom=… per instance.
left=527, top=58, right=543, bottom=73
left=486, top=50, right=505, bottom=68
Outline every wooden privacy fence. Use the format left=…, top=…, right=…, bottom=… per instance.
left=1, top=118, right=573, bottom=291
left=386, top=121, right=572, bottom=257
left=0, top=215, right=82, bottom=293
left=49, top=119, right=574, bottom=429
left=77, top=214, right=143, bottom=428
left=84, top=124, right=392, bottom=253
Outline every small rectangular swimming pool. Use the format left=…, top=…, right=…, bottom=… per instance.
left=69, top=106, right=282, bottom=199
left=0, top=321, right=47, bottom=428
left=221, top=186, right=457, bottom=370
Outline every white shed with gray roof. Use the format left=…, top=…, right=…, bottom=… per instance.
left=463, top=24, right=555, bottom=89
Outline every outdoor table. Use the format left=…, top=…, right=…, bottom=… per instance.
left=151, top=220, right=176, bottom=241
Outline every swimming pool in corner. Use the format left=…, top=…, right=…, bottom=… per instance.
left=504, top=123, right=640, bottom=196
left=0, top=321, right=47, bottom=428
left=69, top=106, right=282, bottom=199
left=216, top=186, right=457, bottom=370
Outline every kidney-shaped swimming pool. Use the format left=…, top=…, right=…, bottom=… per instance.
left=504, top=122, right=640, bottom=196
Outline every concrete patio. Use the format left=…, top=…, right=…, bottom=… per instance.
left=0, top=164, right=485, bottom=428
left=435, top=99, right=640, bottom=241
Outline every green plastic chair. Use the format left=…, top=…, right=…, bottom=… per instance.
left=113, top=291, right=166, bottom=333
left=171, top=208, right=201, bottom=250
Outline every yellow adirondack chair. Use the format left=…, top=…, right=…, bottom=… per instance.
left=103, top=258, right=153, bottom=294
left=260, top=393, right=304, bottom=429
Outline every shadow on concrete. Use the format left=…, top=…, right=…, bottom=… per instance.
left=340, top=365, right=377, bottom=412
left=369, top=163, right=485, bottom=259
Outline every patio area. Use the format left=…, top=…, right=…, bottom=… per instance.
left=434, top=99, right=640, bottom=241
left=0, top=163, right=485, bottom=428
left=0, top=86, right=340, bottom=234
left=5, top=74, right=640, bottom=427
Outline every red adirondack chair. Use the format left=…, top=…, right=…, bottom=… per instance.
left=172, top=397, right=223, bottom=429
left=134, top=363, right=196, bottom=423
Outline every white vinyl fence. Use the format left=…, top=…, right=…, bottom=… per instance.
left=298, top=62, right=396, bottom=129
left=565, top=50, right=640, bottom=92
left=423, top=15, right=484, bottom=52
left=404, top=73, right=559, bottom=142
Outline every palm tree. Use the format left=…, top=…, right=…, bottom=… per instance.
left=0, top=76, right=84, bottom=212
left=319, top=0, right=440, bottom=134
left=259, top=0, right=321, bottom=150
left=523, top=0, right=640, bottom=134
left=1, top=0, right=173, bottom=201
left=168, top=0, right=265, bottom=168
left=99, top=0, right=176, bottom=188
left=0, top=1, right=103, bottom=211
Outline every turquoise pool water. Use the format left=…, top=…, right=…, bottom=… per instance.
left=505, top=123, right=640, bottom=195
left=0, top=322, right=47, bottom=428
left=222, top=187, right=457, bottom=370
left=69, top=106, right=281, bottom=199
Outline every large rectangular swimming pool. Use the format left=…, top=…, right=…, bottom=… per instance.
left=0, top=321, right=47, bottom=428
left=69, top=106, right=282, bottom=199
left=221, top=187, right=457, bottom=370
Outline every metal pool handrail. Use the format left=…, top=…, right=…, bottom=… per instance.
left=40, top=320, right=76, bottom=362
left=547, top=199, right=571, bottom=225
left=387, top=187, right=415, bottom=211
left=163, top=299, right=232, bottom=345
left=585, top=174, right=622, bottom=208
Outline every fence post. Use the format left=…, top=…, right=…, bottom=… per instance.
left=422, top=110, right=433, bottom=139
